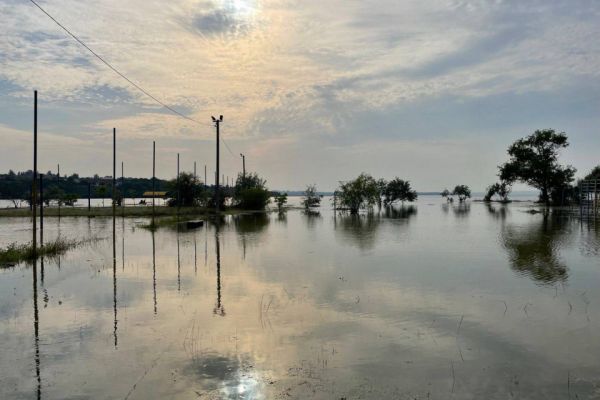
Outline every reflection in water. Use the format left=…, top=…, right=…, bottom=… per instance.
left=233, top=213, right=270, bottom=234
left=384, top=205, right=417, bottom=219
left=501, top=214, right=570, bottom=284
left=112, top=216, right=118, bottom=348
left=335, top=213, right=381, bottom=251
left=152, top=230, right=158, bottom=315
left=486, top=203, right=509, bottom=221
left=303, top=210, right=321, bottom=229
left=214, top=226, right=225, bottom=317
left=177, top=228, right=181, bottom=292
left=452, top=202, right=471, bottom=218
left=32, top=258, right=41, bottom=399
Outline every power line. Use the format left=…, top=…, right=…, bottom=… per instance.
left=28, top=0, right=201, bottom=125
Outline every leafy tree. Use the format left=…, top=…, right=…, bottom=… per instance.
left=452, top=185, right=471, bottom=202
left=166, top=172, right=206, bottom=207
left=63, top=193, right=78, bottom=206
left=583, top=165, right=600, bottom=181
left=302, top=184, right=321, bottom=210
left=45, top=186, right=65, bottom=206
left=274, top=192, right=288, bottom=212
left=384, top=178, right=417, bottom=205
left=95, top=186, right=108, bottom=207
left=376, top=178, right=387, bottom=208
left=233, top=172, right=270, bottom=210
left=337, top=173, right=379, bottom=214
left=498, top=129, right=576, bottom=206
left=441, top=188, right=453, bottom=203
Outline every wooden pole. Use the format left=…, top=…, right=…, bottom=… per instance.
left=57, top=164, right=60, bottom=218
left=32, top=90, right=38, bottom=253
left=88, top=181, right=91, bottom=212
left=215, top=119, right=220, bottom=213
left=177, top=153, right=180, bottom=210
left=121, top=161, right=125, bottom=215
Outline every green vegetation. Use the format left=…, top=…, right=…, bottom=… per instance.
left=0, top=238, right=78, bottom=267
left=484, top=181, right=511, bottom=202
left=302, top=184, right=321, bottom=210
left=384, top=178, right=418, bottom=205
left=441, top=188, right=453, bottom=202
left=498, top=129, right=576, bottom=206
left=452, top=185, right=471, bottom=202
left=274, top=192, right=288, bottom=212
left=583, top=165, right=600, bottom=181
left=233, top=173, right=271, bottom=210
left=166, top=172, right=207, bottom=207
left=337, top=173, right=379, bottom=214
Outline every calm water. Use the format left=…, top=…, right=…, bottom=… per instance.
left=0, top=196, right=599, bottom=399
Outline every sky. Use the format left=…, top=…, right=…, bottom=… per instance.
left=1, top=0, right=599, bottom=191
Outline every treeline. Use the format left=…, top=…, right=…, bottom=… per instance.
left=0, top=170, right=171, bottom=199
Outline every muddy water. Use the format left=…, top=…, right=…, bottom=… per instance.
left=0, top=197, right=599, bottom=399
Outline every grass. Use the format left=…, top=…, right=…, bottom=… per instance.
left=0, top=237, right=78, bottom=267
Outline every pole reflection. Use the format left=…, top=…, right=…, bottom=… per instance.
left=152, top=229, right=158, bottom=315
left=112, top=216, right=118, bottom=348
left=213, top=225, right=225, bottom=317
left=32, top=258, right=41, bottom=399
left=177, top=228, right=181, bottom=292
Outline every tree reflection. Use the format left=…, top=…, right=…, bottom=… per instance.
left=335, top=213, right=381, bottom=251
left=452, top=202, right=470, bottom=218
left=486, top=203, right=509, bottom=221
left=214, top=226, right=225, bottom=317
left=384, top=205, right=417, bottom=219
left=501, top=215, right=569, bottom=284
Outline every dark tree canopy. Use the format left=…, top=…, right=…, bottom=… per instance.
left=384, top=178, right=418, bottom=205
left=167, top=172, right=206, bottom=207
left=233, top=172, right=270, bottom=210
left=337, top=173, right=379, bottom=214
left=452, top=185, right=471, bottom=202
left=302, top=184, right=321, bottom=210
left=498, top=129, right=575, bottom=205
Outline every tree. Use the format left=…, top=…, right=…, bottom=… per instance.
left=95, top=186, right=108, bottom=207
left=337, top=173, right=379, bottom=214
left=63, top=193, right=78, bottom=206
left=302, top=184, right=321, bottom=210
left=233, top=172, right=270, bottom=210
left=376, top=178, right=387, bottom=208
left=45, top=186, right=65, bottom=206
left=384, top=178, right=417, bottom=205
left=498, top=129, right=576, bottom=206
left=441, top=188, right=453, bottom=203
left=452, top=185, right=471, bottom=202
left=274, top=192, right=288, bottom=212
left=167, top=172, right=206, bottom=207
left=583, top=165, right=600, bottom=181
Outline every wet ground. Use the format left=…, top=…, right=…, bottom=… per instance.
left=0, top=196, right=599, bottom=399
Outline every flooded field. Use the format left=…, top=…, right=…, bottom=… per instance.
left=1, top=196, right=599, bottom=399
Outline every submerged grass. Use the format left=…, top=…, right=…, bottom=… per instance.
left=0, top=206, right=257, bottom=218
left=0, top=237, right=92, bottom=267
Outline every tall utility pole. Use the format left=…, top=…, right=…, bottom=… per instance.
left=39, top=174, right=44, bottom=246
left=57, top=164, right=60, bottom=218
left=211, top=115, right=223, bottom=212
left=204, top=165, right=207, bottom=187
left=177, top=153, right=180, bottom=210
left=32, top=90, right=38, bottom=253
left=112, top=128, right=116, bottom=216
left=240, top=153, right=246, bottom=179
left=121, top=161, right=124, bottom=212
left=194, top=161, right=197, bottom=180
left=152, top=141, right=156, bottom=216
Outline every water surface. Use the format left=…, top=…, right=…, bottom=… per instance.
left=0, top=197, right=598, bottom=399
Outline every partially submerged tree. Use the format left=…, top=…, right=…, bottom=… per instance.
left=384, top=178, right=418, bottom=205
left=441, top=188, right=451, bottom=202
left=498, top=129, right=576, bottom=206
left=233, top=172, right=270, bottom=210
left=452, top=185, right=471, bottom=202
left=167, top=172, right=206, bottom=207
left=337, top=173, right=379, bottom=214
left=274, top=192, right=288, bottom=212
left=95, top=185, right=108, bottom=207
left=376, top=178, right=387, bottom=208
left=302, top=184, right=321, bottom=210
left=484, top=182, right=511, bottom=202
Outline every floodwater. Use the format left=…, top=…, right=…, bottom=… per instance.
left=0, top=196, right=599, bottom=399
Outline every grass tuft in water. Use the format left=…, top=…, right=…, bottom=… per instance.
left=0, top=238, right=79, bottom=267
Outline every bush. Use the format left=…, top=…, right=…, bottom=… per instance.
left=233, top=172, right=270, bottom=210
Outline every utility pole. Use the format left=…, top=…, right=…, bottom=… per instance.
left=88, top=181, right=91, bottom=212
left=39, top=174, right=44, bottom=246
left=57, top=164, right=60, bottom=218
left=32, top=90, right=38, bottom=254
left=112, top=128, right=116, bottom=216
left=177, top=153, right=180, bottom=210
left=121, top=161, right=124, bottom=212
left=211, top=115, right=223, bottom=212
left=152, top=141, right=156, bottom=217
left=204, top=165, right=207, bottom=188
left=194, top=161, right=197, bottom=180
left=240, top=153, right=245, bottom=179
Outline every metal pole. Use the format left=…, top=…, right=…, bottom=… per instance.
left=214, top=118, right=221, bottom=213
left=39, top=174, right=44, bottom=246
left=152, top=141, right=156, bottom=216
left=32, top=90, right=38, bottom=253
left=112, top=128, right=116, bottom=216
left=88, top=181, right=91, bottom=212
left=57, top=164, right=60, bottom=218
left=241, top=153, right=245, bottom=178
left=121, top=161, right=124, bottom=211
left=204, top=165, right=207, bottom=188
left=177, top=153, right=180, bottom=210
